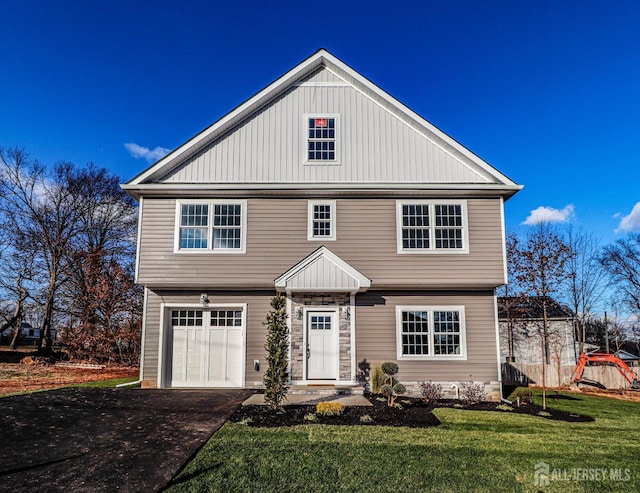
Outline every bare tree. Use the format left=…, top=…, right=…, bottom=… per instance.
left=59, top=165, right=141, bottom=363
left=508, top=222, right=573, bottom=408
left=565, top=228, right=608, bottom=356
left=0, top=149, right=93, bottom=355
left=0, top=148, right=141, bottom=363
left=499, top=233, right=527, bottom=362
left=600, top=234, right=640, bottom=317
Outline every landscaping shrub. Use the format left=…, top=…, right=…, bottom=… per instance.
left=420, top=381, right=444, bottom=402
left=370, top=364, right=386, bottom=394
left=380, top=362, right=405, bottom=407
left=511, top=388, right=533, bottom=406
left=263, top=295, right=289, bottom=410
left=316, top=401, right=345, bottom=416
left=459, top=379, right=487, bottom=404
left=496, top=404, right=513, bottom=411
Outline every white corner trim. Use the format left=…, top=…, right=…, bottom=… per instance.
left=134, top=196, right=143, bottom=284
left=500, top=196, right=508, bottom=285
left=157, top=302, right=166, bottom=389
left=139, top=287, right=148, bottom=382
left=350, top=293, right=356, bottom=383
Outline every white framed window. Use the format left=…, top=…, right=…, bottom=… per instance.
left=308, top=200, right=336, bottom=241
left=396, top=200, right=468, bottom=254
left=396, top=305, right=467, bottom=360
left=305, top=114, right=339, bottom=163
left=175, top=200, right=247, bottom=253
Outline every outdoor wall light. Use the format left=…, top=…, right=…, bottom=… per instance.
left=342, top=306, right=350, bottom=320
left=200, top=293, right=209, bottom=307
left=295, top=306, right=303, bottom=320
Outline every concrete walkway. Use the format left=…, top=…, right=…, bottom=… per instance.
left=243, top=393, right=372, bottom=406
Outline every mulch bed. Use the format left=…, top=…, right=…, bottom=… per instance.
left=230, top=394, right=593, bottom=428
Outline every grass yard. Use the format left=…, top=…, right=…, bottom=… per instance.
left=166, top=390, right=640, bottom=492
left=0, top=361, right=139, bottom=397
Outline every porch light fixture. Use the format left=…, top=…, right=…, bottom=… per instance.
left=295, top=306, right=303, bottom=320
left=342, top=306, right=350, bottom=320
left=200, top=293, right=210, bottom=307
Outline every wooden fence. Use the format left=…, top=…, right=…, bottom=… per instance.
left=502, top=362, right=640, bottom=389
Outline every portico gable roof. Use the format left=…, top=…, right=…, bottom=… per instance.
left=274, top=246, right=371, bottom=293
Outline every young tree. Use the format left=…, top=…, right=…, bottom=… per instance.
left=508, top=222, right=573, bottom=408
left=263, top=295, right=289, bottom=410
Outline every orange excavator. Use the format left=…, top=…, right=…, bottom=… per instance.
left=570, top=352, right=640, bottom=390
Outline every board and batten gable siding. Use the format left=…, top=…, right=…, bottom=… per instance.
left=141, top=290, right=272, bottom=387
left=137, top=197, right=505, bottom=289
left=159, top=68, right=494, bottom=186
left=356, top=291, right=499, bottom=384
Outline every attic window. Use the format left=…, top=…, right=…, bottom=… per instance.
left=307, top=117, right=336, bottom=161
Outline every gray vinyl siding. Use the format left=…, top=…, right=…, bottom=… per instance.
left=355, top=290, right=499, bottom=383
left=137, top=197, right=505, bottom=289
left=159, top=68, right=494, bottom=186
left=141, top=289, right=273, bottom=387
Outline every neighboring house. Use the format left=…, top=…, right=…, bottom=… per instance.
left=0, top=322, right=57, bottom=345
left=122, top=49, right=522, bottom=400
left=498, top=296, right=575, bottom=366
left=614, top=350, right=640, bottom=367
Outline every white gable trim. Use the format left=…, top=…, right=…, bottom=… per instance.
left=274, top=246, right=371, bottom=293
left=124, top=49, right=521, bottom=194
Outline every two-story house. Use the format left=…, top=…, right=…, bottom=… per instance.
left=122, top=49, right=522, bottom=400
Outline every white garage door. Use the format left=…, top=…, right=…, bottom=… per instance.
left=169, top=307, right=245, bottom=388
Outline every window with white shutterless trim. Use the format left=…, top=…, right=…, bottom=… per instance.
left=396, top=306, right=467, bottom=360
left=396, top=200, right=469, bottom=254
left=305, top=115, right=339, bottom=163
left=175, top=200, right=247, bottom=253
left=308, top=200, right=336, bottom=241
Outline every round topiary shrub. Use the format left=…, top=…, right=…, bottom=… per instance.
left=381, top=362, right=399, bottom=377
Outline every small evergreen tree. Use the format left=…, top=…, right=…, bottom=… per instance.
left=263, top=295, right=289, bottom=410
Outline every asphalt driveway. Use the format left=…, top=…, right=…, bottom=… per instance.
left=0, top=387, right=253, bottom=492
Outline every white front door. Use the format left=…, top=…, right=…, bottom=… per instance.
left=306, top=311, right=338, bottom=380
left=169, top=307, right=244, bottom=388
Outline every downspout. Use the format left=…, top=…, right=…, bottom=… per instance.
left=116, top=379, right=141, bottom=388
left=494, top=292, right=512, bottom=404
left=497, top=198, right=512, bottom=404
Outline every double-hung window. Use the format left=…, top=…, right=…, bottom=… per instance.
left=306, top=116, right=337, bottom=162
left=396, top=200, right=468, bottom=253
left=396, top=306, right=466, bottom=360
left=308, top=200, right=336, bottom=241
left=176, top=200, right=247, bottom=253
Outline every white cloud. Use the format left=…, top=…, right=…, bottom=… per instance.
left=124, top=143, right=170, bottom=163
left=522, top=204, right=575, bottom=225
left=615, top=202, right=640, bottom=233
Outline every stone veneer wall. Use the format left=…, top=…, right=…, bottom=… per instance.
left=289, top=293, right=351, bottom=382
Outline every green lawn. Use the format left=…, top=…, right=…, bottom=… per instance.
left=166, top=391, right=640, bottom=492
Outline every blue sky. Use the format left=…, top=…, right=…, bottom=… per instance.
left=2, top=0, right=639, bottom=246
